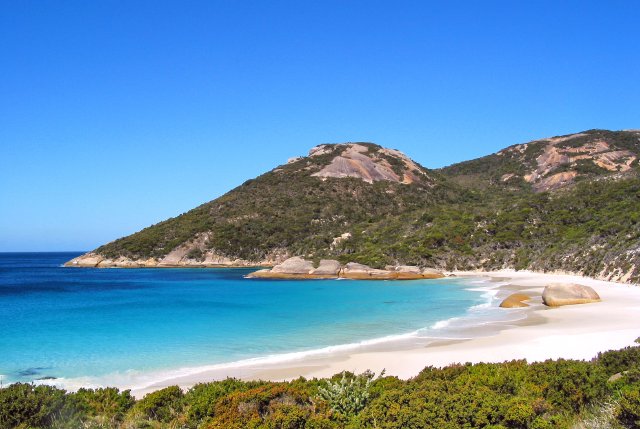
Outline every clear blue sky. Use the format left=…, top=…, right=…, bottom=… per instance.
left=1, top=1, right=639, bottom=251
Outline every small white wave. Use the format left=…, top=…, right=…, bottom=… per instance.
left=430, top=317, right=460, bottom=330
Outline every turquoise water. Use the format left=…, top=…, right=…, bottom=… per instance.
left=0, top=253, right=492, bottom=387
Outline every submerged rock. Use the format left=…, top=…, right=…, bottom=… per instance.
left=499, top=293, right=531, bottom=308
left=542, top=283, right=601, bottom=307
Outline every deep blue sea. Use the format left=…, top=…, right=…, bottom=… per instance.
left=0, top=252, right=498, bottom=389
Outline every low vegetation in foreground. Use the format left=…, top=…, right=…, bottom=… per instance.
left=2, top=342, right=640, bottom=429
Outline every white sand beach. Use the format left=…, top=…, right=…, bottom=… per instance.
left=130, top=270, right=640, bottom=398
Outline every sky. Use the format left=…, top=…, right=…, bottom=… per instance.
left=1, top=1, right=639, bottom=251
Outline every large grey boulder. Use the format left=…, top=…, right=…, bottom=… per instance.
left=271, top=257, right=314, bottom=274
left=310, top=260, right=341, bottom=276
left=394, top=265, right=422, bottom=274
left=341, top=262, right=394, bottom=279
left=421, top=268, right=445, bottom=279
left=246, top=257, right=317, bottom=279
left=542, top=283, right=601, bottom=307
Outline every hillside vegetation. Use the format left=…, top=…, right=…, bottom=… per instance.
left=70, top=130, right=640, bottom=283
left=2, top=343, right=640, bottom=428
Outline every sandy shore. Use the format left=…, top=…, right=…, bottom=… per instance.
left=131, top=270, right=640, bottom=397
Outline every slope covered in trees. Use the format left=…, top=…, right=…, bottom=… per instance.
left=67, top=130, right=640, bottom=283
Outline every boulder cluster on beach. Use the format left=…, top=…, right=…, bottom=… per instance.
left=246, top=256, right=444, bottom=280
left=499, top=282, right=601, bottom=308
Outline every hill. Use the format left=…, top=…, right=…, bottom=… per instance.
left=66, top=131, right=640, bottom=283
left=441, top=129, right=640, bottom=192
left=67, top=143, right=457, bottom=267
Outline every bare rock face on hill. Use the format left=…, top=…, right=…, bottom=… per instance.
left=310, top=143, right=430, bottom=184
left=442, top=129, right=640, bottom=192
left=516, top=133, right=637, bottom=192
left=542, top=283, right=601, bottom=307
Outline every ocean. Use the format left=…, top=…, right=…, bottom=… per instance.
left=0, top=252, right=511, bottom=390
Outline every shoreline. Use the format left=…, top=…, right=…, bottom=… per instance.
left=32, top=270, right=640, bottom=398
left=125, top=270, right=640, bottom=398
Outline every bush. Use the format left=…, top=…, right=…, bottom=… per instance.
left=129, top=385, right=184, bottom=423
left=317, top=371, right=380, bottom=417
left=183, top=378, right=264, bottom=425
left=73, top=387, right=135, bottom=422
left=597, top=345, right=640, bottom=375
left=205, top=384, right=314, bottom=429
left=0, top=383, right=77, bottom=428
left=617, top=387, right=640, bottom=428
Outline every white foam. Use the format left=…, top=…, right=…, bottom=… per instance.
left=429, top=317, right=459, bottom=330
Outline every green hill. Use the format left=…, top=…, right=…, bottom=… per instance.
left=441, top=129, right=640, bottom=192
left=66, top=131, right=640, bottom=283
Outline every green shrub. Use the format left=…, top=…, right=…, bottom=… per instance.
left=205, top=384, right=315, bottom=429
left=317, top=371, right=380, bottom=417
left=73, top=387, right=134, bottom=421
left=183, top=378, right=264, bottom=425
left=129, top=385, right=184, bottom=423
left=0, top=383, right=77, bottom=428
left=617, top=387, right=640, bottom=428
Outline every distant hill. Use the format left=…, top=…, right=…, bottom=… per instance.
left=67, top=131, right=640, bottom=284
left=441, top=129, right=640, bottom=192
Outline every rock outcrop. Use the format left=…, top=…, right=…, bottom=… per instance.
left=246, top=257, right=445, bottom=280
left=271, top=256, right=314, bottom=274
left=542, top=283, right=601, bottom=307
left=498, top=131, right=639, bottom=192
left=247, top=258, right=341, bottom=279
left=499, top=293, right=531, bottom=308
left=64, top=251, right=275, bottom=268
left=340, top=262, right=395, bottom=279
left=310, top=143, right=430, bottom=185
